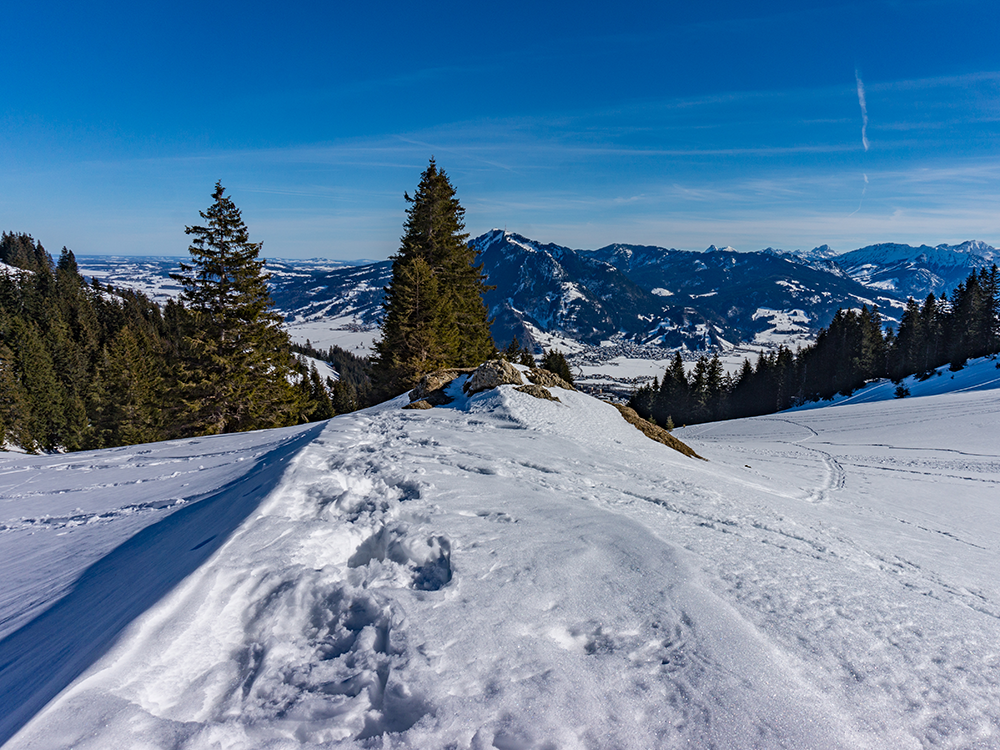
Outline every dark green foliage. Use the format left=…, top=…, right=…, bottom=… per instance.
left=307, top=364, right=335, bottom=421
left=289, top=341, right=373, bottom=414
left=331, top=379, right=360, bottom=414
left=291, top=358, right=335, bottom=423
left=326, top=346, right=372, bottom=396
left=629, top=267, right=1000, bottom=428
left=946, top=267, right=999, bottom=368
left=88, top=324, right=167, bottom=447
left=0, top=342, right=32, bottom=448
left=374, top=256, right=456, bottom=394
left=502, top=335, right=523, bottom=361
left=1, top=232, right=52, bottom=273
left=502, top=335, right=539, bottom=368
left=540, top=348, right=574, bottom=385
left=12, top=320, right=64, bottom=450
left=798, top=306, right=886, bottom=401
left=0, top=233, right=177, bottom=451
left=689, top=353, right=726, bottom=421
left=0, top=191, right=334, bottom=452
left=169, top=183, right=301, bottom=435
left=373, top=160, right=495, bottom=397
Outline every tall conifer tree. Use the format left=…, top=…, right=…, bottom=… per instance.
left=374, top=160, right=494, bottom=396
left=170, top=182, right=300, bottom=435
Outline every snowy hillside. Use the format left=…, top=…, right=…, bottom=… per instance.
left=789, top=355, right=1000, bottom=411
left=3, top=367, right=1000, bottom=747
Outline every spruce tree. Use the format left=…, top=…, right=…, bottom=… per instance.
left=502, top=335, right=523, bottom=361
left=518, top=346, right=536, bottom=368
left=170, top=182, right=300, bottom=435
left=13, top=319, right=63, bottom=450
left=307, top=363, right=335, bottom=420
left=0, top=341, right=31, bottom=449
left=373, top=160, right=494, bottom=396
left=90, top=325, right=166, bottom=447
left=541, top=348, right=574, bottom=384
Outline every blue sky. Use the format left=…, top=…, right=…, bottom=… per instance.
left=3, top=0, right=999, bottom=259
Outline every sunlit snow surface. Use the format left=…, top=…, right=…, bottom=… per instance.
left=3, top=363, right=1000, bottom=748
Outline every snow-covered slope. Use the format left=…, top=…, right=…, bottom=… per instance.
left=3, top=374, right=1000, bottom=747
left=789, top=355, right=1000, bottom=411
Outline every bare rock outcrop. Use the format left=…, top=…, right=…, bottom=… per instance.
left=408, top=367, right=476, bottom=406
left=403, top=399, right=434, bottom=410
left=515, top=384, right=560, bottom=402
left=463, top=359, right=524, bottom=396
left=525, top=368, right=575, bottom=391
left=404, top=361, right=570, bottom=408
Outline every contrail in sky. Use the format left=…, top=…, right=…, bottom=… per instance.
left=848, top=173, right=869, bottom=217
left=855, top=70, right=869, bottom=151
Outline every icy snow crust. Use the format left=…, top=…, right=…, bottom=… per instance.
left=3, top=376, right=1000, bottom=748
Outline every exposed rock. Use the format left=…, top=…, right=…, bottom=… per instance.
left=525, top=367, right=576, bottom=391
left=409, top=367, right=476, bottom=406
left=463, top=359, right=524, bottom=395
left=610, top=403, right=705, bottom=460
left=403, top=399, right=434, bottom=410
left=515, top=384, right=560, bottom=402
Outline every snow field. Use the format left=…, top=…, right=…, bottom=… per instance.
left=0, top=423, right=327, bottom=745
left=3, top=370, right=1000, bottom=748
left=285, top=315, right=377, bottom=356
left=676, top=390, right=1000, bottom=747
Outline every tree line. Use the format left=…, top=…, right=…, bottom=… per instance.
left=0, top=185, right=344, bottom=452
left=629, top=266, right=1000, bottom=428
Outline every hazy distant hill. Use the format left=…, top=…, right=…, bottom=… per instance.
left=778, top=240, right=998, bottom=300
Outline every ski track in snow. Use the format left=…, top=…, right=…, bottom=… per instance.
left=3, top=366, right=1000, bottom=748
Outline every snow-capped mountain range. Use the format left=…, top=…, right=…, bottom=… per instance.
left=778, top=240, right=998, bottom=300
left=477, top=230, right=904, bottom=350
left=76, top=233, right=997, bottom=392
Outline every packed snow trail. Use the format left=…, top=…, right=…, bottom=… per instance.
left=4, top=371, right=1000, bottom=747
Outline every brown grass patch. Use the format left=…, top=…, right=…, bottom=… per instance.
left=610, top=403, right=706, bottom=460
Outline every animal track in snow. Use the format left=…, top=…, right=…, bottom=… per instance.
left=476, top=510, right=516, bottom=523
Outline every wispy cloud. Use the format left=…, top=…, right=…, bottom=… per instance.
left=855, top=70, right=869, bottom=151
left=868, top=70, right=1000, bottom=93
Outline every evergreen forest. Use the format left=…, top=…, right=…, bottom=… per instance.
left=629, top=266, right=1000, bottom=428
left=0, top=186, right=346, bottom=453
